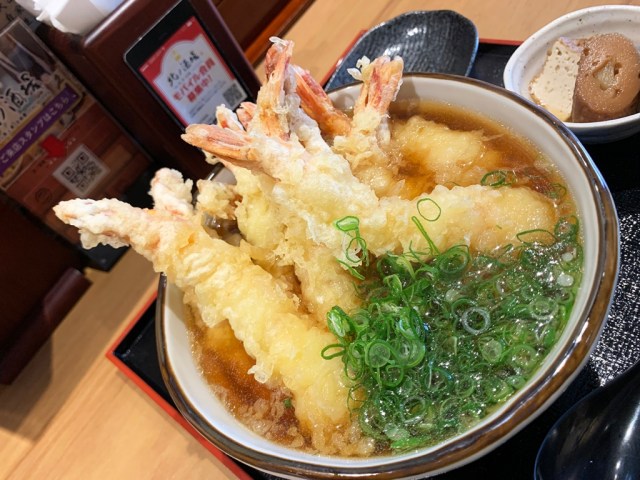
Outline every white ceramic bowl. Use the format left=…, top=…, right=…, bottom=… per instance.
left=157, top=75, right=619, bottom=479
left=503, top=5, right=640, bottom=144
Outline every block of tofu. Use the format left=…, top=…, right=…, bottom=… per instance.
left=529, top=37, right=584, bottom=121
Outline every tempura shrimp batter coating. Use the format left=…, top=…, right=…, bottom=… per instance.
left=53, top=170, right=364, bottom=454
left=195, top=41, right=364, bottom=319
left=184, top=121, right=558, bottom=265
left=183, top=40, right=558, bottom=266
left=54, top=37, right=569, bottom=457
left=332, top=56, right=405, bottom=196
left=225, top=165, right=361, bottom=317
left=195, top=178, right=238, bottom=221
left=391, top=116, right=503, bottom=189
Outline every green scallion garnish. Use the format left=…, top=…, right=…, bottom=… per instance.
left=324, top=214, right=582, bottom=452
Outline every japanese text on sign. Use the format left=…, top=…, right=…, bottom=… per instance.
left=0, top=85, right=79, bottom=176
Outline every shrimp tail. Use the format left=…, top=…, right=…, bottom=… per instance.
left=292, top=65, right=351, bottom=138
left=366, top=56, right=404, bottom=113
left=53, top=198, right=155, bottom=251
left=182, top=123, right=304, bottom=180
left=215, top=105, right=245, bottom=131
left=182, top=124, right=253, bottom=164
left=237, top=101, right=257, bottom=130
left=256, top=37, right=295, bottom=139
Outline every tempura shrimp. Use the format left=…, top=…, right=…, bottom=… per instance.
left=253, top=37, right=293, bottom=139
left=200, top=44, right=363, bottom=319
left=292, top=64, right=351, bottom=138
left=53, top=36, right=571, bottom=457
left=331, top=55, right=405, bottom=196
left=391, top=115, right=507, bottom=192
left=53, top=169, right=368, bottom=454
left=183, top=118, right=558, bottom=267
left=215, top=104, right=245, bottom=131
left=265, top=41, right=403, bottom=196
left=182, top=39, right=558, bottom=266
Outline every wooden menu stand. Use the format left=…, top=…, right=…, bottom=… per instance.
left=37, top=0, right=262, bottom=181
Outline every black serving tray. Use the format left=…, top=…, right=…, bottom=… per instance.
left=112, top=42, right=640, bottom=479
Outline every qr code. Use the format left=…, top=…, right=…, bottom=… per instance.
left=53, top=144, right=109, bottom=197
left=222, top=80, right=247, bottom=109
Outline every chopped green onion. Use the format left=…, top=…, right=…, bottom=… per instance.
left=517, top=228, right=556, bottom=246
left=435, top=244, right=471, bottom=279
left=327, top=213, right=581, bottom=452
left=508, top=344, right=539, bottom=372
left=481, top=376, right=513, bottom=402
left=477, top=336, right=504, bottom=363
left=327, top=306, right=353, bottom=337
left=528, top=297, right=559, bottom=322
left=461, top=307, right=491, bottom=335
left=366, top=340, right=393, bottom=368
left=481, top=170, right=517, bottom=187
left=335, top=215, right=361, bottom=232
left=416, top=197, right=442, bottom=221
left=554, top=215, right=579, bottom=239
left=546, top=183, right=567, bottom=200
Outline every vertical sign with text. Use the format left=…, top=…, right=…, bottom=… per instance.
left=138, top=17, right=248, bottom=126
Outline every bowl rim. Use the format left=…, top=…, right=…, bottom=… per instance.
left=503, top=4, right=640, bottom=133
left=156, top=73, right=620, bottom=479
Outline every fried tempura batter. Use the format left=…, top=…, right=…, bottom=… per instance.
left=53, top=169, right=367, bottom=455
left=55, top=37, right=567, bottom=457
left=392, top=116, right=503, bottom=189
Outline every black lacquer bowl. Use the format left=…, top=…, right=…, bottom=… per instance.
left=325, top=10, right=478, bottom=90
